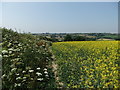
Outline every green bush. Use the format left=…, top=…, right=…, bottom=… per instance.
left=1, top=28, right=56, bottom=89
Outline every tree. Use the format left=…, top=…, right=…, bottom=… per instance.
left=73, top=36, right=86, bottom=41
left=64, top=34, right=73, bottom=41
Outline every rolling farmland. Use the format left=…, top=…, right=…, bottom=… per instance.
left=1, top=28, right=119, bottom=89
left=52, top=41, right=119, bottom=88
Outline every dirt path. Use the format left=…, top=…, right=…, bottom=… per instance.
left=52, top=60, right=63, bottom=88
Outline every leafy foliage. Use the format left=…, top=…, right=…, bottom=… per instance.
left=64, top=34, right=96, bottom=41
left=1, top=28, right=56, bottom=89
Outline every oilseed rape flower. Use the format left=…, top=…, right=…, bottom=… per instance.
left=52, top=41, right=119, bottom=88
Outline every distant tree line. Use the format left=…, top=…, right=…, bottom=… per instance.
left=88, top=33, right=119, bottom=40
left=64, top=34, right=96, bottom=41
left=36, top=35, right=59, bottom=42
left=34, top=33, right=120, bottom=42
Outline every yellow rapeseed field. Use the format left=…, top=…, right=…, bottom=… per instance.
left=52, top=41, right=119, bottom=88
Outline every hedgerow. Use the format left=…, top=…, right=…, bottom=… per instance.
left=1, top=28, right=56, bottom=89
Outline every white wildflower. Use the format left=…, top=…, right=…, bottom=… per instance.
left=8, top=48, right=14, bottom=51
left=15, top=83, right=21, bottom=87
left=17, top=83, right=21, bottom=86
left=42, top=45, right=45, bottom=47
left=31, top=78, right=33, bottom=80
left=0, top=54, right=2, bottom=58
left=3, top=38, right=6, bottom=40
left=2, top=50, right=8, bottom=54
left=44, top=71, right=48, bottom=74
left=16, top=73, right=19, bottom=76
left=14, top=48, right=20, bottom=52
left=23, top=77, right=26, bottom=79
left=44, top=68, right=47, bottom=71
left=37, top=67, right=40, bottom=70
left=9, top=51, right=12, bottom=54
left=36, top=72, right=42, bottom=76
left=37, top=78, right=43, bottom=81
left=15, top=41, right=18, bottom=43
left=22, top=71, right=26, bottom=73
left=11, top=68, right=17, bottom=72
left=10, top=54, right=14, bottom=57
left=16, top=77, right=21, bottom=80
left=8, top=43, right=12, bottom=47
left=10, top=64, right=14, bottom=68
left=45, top=75, right=49, bottom=77
left=3, top=55, right=8, bottom=57
left=11, top=58, right=20, bottom=62
left=18, top=43, right=22, bottom=46
left=22, top=80, right=26, bottom=82
left=1, top=74, right=6, bottom=78
left=29, top=70, right=34, bottom=73
left=14, top=83, right=17, bottom=87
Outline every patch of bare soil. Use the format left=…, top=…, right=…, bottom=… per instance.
left=52, top=61, right=63, bottom=88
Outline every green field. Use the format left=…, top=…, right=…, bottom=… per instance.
left=52, top=41, right=119, bottom=88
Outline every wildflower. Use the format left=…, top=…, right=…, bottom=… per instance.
left=22, top=71, right=26, bottom=73
left=44, top=68, right=47, bottom=71
left=9, top=51, right=12, bottom=54
left=37, top=78, right=43, bottom=81
left=8, top=43, right=12, bottom=47
left=11, top=58, right=20, bottom=62
left=42, top=45, right=45, bottom=47
left=3, top=55, right=8, bottom=58
left=17, top=83, right=21, bottom=86
left=44, top=71, right=48, bottom=74
left=31, top=78, right=34, bottom=80
left=11, top=68, right=17, bottom=72
left=14, top=41, right=18, bottom=44
left=1, top=74, right=6, bottom=78
left=16, top=77, right=22, bottom=80
left=29, top=70, right=34, bottom=73
left=45, top=75, right=49, bottom=77
left=2, top=50, right=8, bottom=54
left=26, top=67, right=31, bottom=70
left=36, top=72, right=42, bottom=76
left=9, top=54, right=14, bottom=57
left=14, top=49, right=20, bottom=52
left=18, top=43, right=22, bottom=46
left=37, top=67, right=40, bottom=70
left=8, top=48, right=14, bottom=51
left=14, top=83, right=17, bottom=87
left=23, top=77, right=26, bottom=79
left=16, top=73, right=19, bottom=76
left=22, top=80, right=26, bottom=82
left=0, top=54, right=2, bottom=58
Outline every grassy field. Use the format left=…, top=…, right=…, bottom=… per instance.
left=52, top=41, right=119, bottom=88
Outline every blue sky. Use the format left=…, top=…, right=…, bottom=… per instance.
left=1, top=2, right=118, bottom=33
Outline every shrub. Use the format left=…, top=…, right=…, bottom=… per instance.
left=1, top=28, right=55, bottom=89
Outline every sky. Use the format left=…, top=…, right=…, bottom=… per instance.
left=1, top=2, right=118, bottom=33
left=1, top=0, right=120, bottom=2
